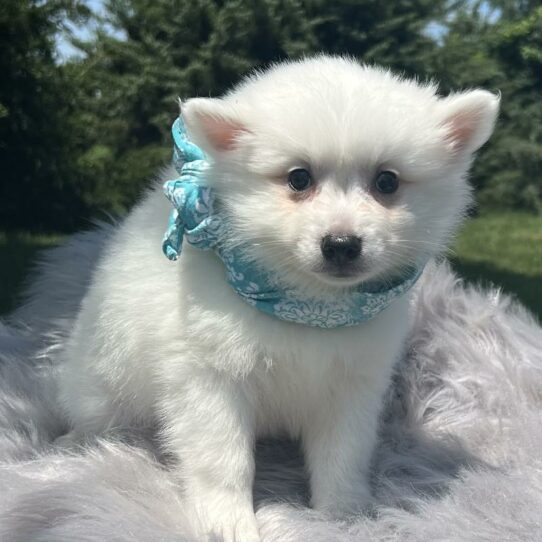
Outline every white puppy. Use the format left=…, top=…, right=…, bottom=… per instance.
left=56, top=56, right=499, bottom=541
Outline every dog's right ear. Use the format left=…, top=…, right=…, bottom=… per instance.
left=181, top=98, right=249, bottom=155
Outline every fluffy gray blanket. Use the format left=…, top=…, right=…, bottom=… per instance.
left=1, top=229, right=542, bottom=541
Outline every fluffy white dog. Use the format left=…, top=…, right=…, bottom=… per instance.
left=56, top=56, right=499, bottom=541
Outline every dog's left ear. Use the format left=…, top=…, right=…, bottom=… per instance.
left=181, top=98, right=248, bottom=155
left=438, top=90, right=500, bottom=154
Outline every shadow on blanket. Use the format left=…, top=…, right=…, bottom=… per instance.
left=1, top=227, right=542, bottom=541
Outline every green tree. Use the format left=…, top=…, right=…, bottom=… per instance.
left=305, top=0, right=446, bottom=75
left=427, top=1, right=542, bottom=213
left=478, top=5, right=542, bottom=212
left=0, top=0, right=89, bottom=231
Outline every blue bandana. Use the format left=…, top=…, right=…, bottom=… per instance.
left=162, top=117, right=423, bottom=329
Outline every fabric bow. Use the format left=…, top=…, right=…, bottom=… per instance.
left=162, top=118, right=221, bottom=260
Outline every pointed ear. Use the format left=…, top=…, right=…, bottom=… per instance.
left=438, top=90, right=500, bottom=153
left=181, top=98, right=248, bottom=154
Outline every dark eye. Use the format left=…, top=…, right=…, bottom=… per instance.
left=288, top=168, right=312, bottom=192
left=374, top=170, right=399, bottom=194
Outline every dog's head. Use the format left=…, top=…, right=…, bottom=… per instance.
left=182, top=56, right=499, bottom=293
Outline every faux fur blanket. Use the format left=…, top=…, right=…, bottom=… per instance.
left=1, top=229, right=542, bottom=541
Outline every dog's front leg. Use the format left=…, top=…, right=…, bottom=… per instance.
left=302, top=374, right=389, bottom=518
left=161, top=363, right=259, bottom=542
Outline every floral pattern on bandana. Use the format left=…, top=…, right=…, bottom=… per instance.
left=162, top=117, right=424, bottom=329
left=272, top=299, right=355, bottom=327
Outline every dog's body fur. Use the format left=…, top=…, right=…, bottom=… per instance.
left=55, top=57, right=499, bottom=541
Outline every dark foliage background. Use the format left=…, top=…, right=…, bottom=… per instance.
left=1, top=0, right=541, bottom=232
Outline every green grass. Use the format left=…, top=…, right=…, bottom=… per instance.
left=450, top=213, right=542, bottom=319
left=0, top=232, right=62, bottom=315
left=0, top=213, right=541, bottom=318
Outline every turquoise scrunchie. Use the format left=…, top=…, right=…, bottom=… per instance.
left=162, top=117, right=423, bottom=329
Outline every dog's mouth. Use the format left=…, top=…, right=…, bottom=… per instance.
left=312, top=257, right=401, bottom=288
left=312, top=263, right=367, bottom=287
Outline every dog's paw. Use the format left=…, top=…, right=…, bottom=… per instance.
left=188, top=492, right=260, bottom=542
left=311, top=483, right=373, bottom=520
left=214, top=513, right=260, bottom=542
left=197, top=514, right=260, bottom=542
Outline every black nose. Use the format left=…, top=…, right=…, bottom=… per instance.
left=321, top=234, right=362, bottom=265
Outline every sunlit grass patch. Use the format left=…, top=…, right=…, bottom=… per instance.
left=451, top=213, right=542, bottom=318
left=0, top=232, right=62, bottom=315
